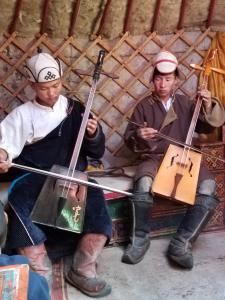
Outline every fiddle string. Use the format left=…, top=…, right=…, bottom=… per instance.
left=181, top=147, right=191, bottom=176
left=181, top=95, right=204, bottom=175
left=60, top=105, right=75, bottom=198
left=178, top=108, right=202, bottom=176
left=61, top=51, right=106, bottom=198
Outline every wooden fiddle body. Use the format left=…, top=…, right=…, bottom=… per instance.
left=152, top=145, right=201, bottom=205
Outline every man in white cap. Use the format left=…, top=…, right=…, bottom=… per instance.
left=0, top=49, right=112, bottom=298
left=122, top=50, right=224, bottom=268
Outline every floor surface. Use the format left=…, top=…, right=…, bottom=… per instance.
left=66, top=231, right=225, bottom=300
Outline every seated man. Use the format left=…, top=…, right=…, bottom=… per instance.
left=0, top=202, right=51, bottom=300
left=122, top=50, right=225, bottom=268
left=0, top=51, right=112, bottom=298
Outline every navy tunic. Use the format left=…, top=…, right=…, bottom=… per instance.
left=2, top=98, right=112, bottom=250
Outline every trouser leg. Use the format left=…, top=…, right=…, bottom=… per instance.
left=168, top=179, right=218, bottom=268
left=122, top=176, right=153, bottom=264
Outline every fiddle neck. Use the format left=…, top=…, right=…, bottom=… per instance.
left=185, top=74, right=208, bottom=145
left=69, top=80, right=97, bottom=171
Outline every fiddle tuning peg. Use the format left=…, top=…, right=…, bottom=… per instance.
left=101, top=70, right=119, bottom=79
left=210, top=67, right=225, bottom=75
left=190, top=64, right=204, bottom=71
left=73, top=68, right=119, bottom=79
left=190, top=63, right=225, bottom=75
left=190, top=64, right=225, bottom=75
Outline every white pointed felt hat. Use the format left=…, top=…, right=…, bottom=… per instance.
left=151, top=50, right=186, bottom=81
left=24, top=52, right=63, bottom=83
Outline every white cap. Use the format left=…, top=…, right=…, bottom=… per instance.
left=24, top=52, right=62, bottom=83
left=151, top=50, right=186, bottom=81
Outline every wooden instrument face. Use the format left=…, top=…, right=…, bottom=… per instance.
left=30, top=165, right=87, bottom=233
left=152, top=145, right=202, bottom=205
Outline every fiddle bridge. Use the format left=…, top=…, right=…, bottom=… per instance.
left=176, top=162, right=187, bottom=168
left=58, top=184, right=76, bottom=190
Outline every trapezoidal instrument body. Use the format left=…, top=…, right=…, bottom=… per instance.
left=152, top=144, right=202, bottom=205
left=30, top=165, right=88, bottom=233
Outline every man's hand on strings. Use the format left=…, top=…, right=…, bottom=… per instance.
left=0, top=149, right=11, bottom=173
left=138, top=122, right=158, bottom=139
left=82, top=114, right=98, bottom=137
left=198, top=87, right=212, bottom=114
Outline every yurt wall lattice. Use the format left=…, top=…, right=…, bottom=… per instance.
left=0, top=27, right=215, bottom=156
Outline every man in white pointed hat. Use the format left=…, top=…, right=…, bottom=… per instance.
left=123, top=50, right=225, bottom=268
left=0, top=49, right=112, bottom=298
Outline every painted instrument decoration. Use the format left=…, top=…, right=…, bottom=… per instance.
left=152, top=49, right=223, bottom=205
left=29, top=50, right=124, bottom=234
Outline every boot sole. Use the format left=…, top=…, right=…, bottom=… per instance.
left=121, top=240, right=151, bottom=264
left=122, top=253, right=145, bottom=264
left=168, top=253, right=193, bottom=269
left=65, top=274, right=111, bottom=298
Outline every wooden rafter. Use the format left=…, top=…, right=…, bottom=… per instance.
left=9, top=0, right=24, bottom=34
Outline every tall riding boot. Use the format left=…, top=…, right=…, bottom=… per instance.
left=122, top=192, right=152, bottom=264
left=17, top=243, right=53, bottom=282
left=168, top=194, right=219, bottom=268
left=66, top=233, right=111, bottom=298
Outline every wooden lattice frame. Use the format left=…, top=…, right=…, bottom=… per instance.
left=0, top=27, right=215, bottom=155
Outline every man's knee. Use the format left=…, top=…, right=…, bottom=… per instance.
left=134, top=176, right=153, bottom=193
left=197, top=179, right=216, bottom=197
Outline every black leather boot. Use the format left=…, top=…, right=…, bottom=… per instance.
left=122, top=192, right=152, bottom=264
left=168, top=194, right=219, bottom=268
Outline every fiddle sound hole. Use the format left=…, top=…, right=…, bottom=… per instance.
left=76, top=185, right=80, bottom=201
left=188, top=158, right=193, bottom=177
left=167, top=154, right=179, bottom=168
